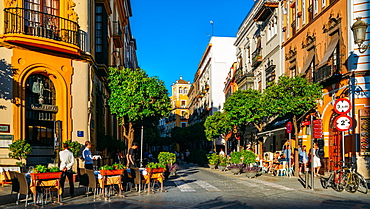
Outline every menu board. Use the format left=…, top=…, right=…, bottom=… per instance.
left=360, top=109, right=370, bottom=156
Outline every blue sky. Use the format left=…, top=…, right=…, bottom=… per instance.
left=130, top=0, right=254, bottom=93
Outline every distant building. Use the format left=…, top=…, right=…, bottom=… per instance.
left=188, top=36, right=236, bottom=125
left=159, top=76, right=191, bottom=137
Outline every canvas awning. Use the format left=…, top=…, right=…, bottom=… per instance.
left=302, top=49, right=316, bottom=73
left=317, top=33, right=339, bottom=68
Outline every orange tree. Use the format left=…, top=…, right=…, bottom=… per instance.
left=108, top=67, right=171, bottom=153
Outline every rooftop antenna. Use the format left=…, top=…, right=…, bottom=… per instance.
left=210, top=20, right=214, bottom=36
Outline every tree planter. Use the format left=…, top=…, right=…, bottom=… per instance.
left=208, top=164, right=216, bottom=169
left=99, top=169, right=124, bottom=176
left=230, top=168, right=241, bottom=175
left=245, top=171, right=257, bottom=178
left=31, top=172, right=63, bottom=180
left=218, top=165, right=226, bottom=171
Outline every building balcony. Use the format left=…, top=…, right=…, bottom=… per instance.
left=252, top=48, right=262, bottom=67
left=314, top=65, right=341, bottom=85
left=3, top=7, right=80, bottom=55
left=112, top=21, right=123, bottom=48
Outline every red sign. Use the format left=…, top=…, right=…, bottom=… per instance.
left=313, top=119, right=323, bottom=139
left=301, top=121, right=310, bottom=126
left=286, top=122, right=292, bottom=133
left=334, top=115, right=352, bottom=131
left=333, top=98, right=351, bottom=114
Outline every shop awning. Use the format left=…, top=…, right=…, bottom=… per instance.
left=302, top=49, right=316, bottom=73
left=317, top=33, right=339, bottom=68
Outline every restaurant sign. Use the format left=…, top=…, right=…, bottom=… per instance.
left=360, top=109, right=370, bottom=156
left=31, top=104, right=58, bottom=112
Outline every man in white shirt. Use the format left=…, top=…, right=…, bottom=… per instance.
left=59, top=143, right=75, bottom=197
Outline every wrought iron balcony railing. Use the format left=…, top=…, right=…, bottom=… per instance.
left=252, top=48, right=262, bottom=67
left=314, top=65, right=341, bottom=84
left=4, top=7, right=80, bottom=47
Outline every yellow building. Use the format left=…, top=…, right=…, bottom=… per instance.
left=0, top=0, right=137, bottom=165
left=168, top=76, right=191, bottom=132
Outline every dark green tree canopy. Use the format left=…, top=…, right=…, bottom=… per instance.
left=204, top=111, right=233, bottom=141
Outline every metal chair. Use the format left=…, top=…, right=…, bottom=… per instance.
left=131, top=168, right=147, bottom=193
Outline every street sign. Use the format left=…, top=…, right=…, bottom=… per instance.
left=313, top=119, right=323, bottom=139
left=334, top=115, right=352, bottom=131
left=333, top=98, right=351, bottom=114
left=286, top=122, right=292, bottom=133
left=301, top=121, right=310, bottom=126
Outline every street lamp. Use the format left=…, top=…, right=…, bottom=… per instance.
left=351, top=17, right=369, bottom=53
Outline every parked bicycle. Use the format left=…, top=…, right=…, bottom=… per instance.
left=322, top=160, right=368, bottom=194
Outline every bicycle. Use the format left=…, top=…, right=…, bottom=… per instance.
left=323, top=161, right=368, bottom=194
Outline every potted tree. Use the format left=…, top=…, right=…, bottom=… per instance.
left=218, top=155, right=228, bottom=171
left=8, top=139, right=32, bottom=172
left=241, top=150, right=259, bottom=178
left=228, top=151, right=244, bottom=175
left=158, top=152, right=178, bottom=177
left=207, top=153, right=219, bottom=169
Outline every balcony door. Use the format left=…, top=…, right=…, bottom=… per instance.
left=24, top=0, right=60, bottom=39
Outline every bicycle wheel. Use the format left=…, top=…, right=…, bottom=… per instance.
left=332, top=171, right=345, bottom=192
left=356, top=173, right=368, bottom=194
left=345, top=173, right=359, bottom=193
left=323, top=174, right=333, bottom=189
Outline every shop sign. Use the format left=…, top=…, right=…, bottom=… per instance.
left=0, top=135, right=13, bottom=148
left=31, top=104, right=58, bottom=112
left=0, top=124, right=10, bottom=133
left=301, top=121, right=310, bottom=126
left=360, top=109, right=370, bottom=156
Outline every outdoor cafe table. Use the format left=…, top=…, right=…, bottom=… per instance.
left=95, top=170, right=124, bottom=197
left=29, top=172, right=63, bottom=204
left=144, top=169, right=164, bottom=193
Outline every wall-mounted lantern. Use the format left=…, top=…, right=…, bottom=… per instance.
left=351, top=17, right=369, bottom=53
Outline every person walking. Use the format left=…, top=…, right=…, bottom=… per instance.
left=59, top=143, right=74, bottom=197
left=126, top=142, right=138, bottom=167
left=83, top=141, right=94, bottom=169
left=298, top=145, right=308, bottom=175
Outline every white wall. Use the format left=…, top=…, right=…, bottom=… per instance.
left=0, top=48, right=13, bottom=131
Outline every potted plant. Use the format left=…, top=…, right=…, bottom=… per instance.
left=241, top=150, right=258, bottom=178
left=218, top=155, right=228, bottom=171
left=31, top=165, right=63, bottom=180
left=158, top=152, right=177, bottom=176
left=229, top=151, right=243, bottom=174
left=146, top=162, right=166, bottom=173
left=207, top=153, right=219, bottom=169
left=99, top=163, right=125, bottom=176
left=8, top=139, right=32, bottom=171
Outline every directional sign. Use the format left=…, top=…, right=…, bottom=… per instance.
left=286, top=122, right=292, bottom=133
left=333, top=98, right=351, bottom=114
left=334, top=115, right=352, bottom=131
left=313, top=119, right=323, bottom=139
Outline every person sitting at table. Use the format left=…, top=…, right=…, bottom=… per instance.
left=271, top=152, right=280, bottom=176
left=83, top=141, right=95, bottom=169
left=59, top=143, right=74, bottom=197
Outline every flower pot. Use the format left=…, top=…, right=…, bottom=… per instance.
left=245, top=171, right=257, bottom=178
left=31, top=172, right=63, bottom=180
left=99, top=169, right=124, bottom=176
left=218, top=165, right=226, bottom=171
left=230, top=168, right=241, bottom=175
left=208, top=164, right=216, bottom=169
left=146, top=167, right=165, bottom=173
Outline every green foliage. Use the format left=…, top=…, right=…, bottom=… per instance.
left=146, top=162, right=166, bottom=169
left=230, top=151, right=243, bottom=164
left=63, top=140, right=82, bottom=157
left=158, top=152, right=176, bottom=165
left=223, top=89, right=270, bottom=131
left=204, top=111, right=233, bottom=141
left=207, top=153, right=219, bottom=165
left=108, top=67, right=171, bottom=124
left=241, top=150, right=257, bottom=165
left=112, top=163, right=125, bottom=169
left=99, top=165, right=114, bottom=170
left=264, top=75, right=322, bottom=117
left=34, top=165, right=47, bottom=173
left=8, top=139, right=32, bottom=164
left=218, top=155, right=229, bottom=166
left=49, top=166, right=61, bottom=172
